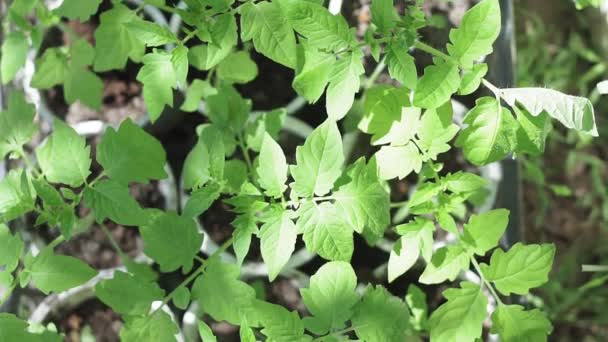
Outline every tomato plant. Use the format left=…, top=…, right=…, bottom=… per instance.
left=0, top=0, right=599, bottom=341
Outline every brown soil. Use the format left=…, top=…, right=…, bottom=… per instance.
left=50, top=299, right=122, bottom=342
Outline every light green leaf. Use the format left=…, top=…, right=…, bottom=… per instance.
left=334, top=158, right=390, bottom=237
left=29, top=248, right=96, bottom=294
left=240, top=1, right=297, bottom=69
left=436, top=209, right=458, bottom=234
left=0, top=92, right=36, bottom=158
left=53, top=0, right=101, bottom=21
left=136, top=51, right=177, bottom=122
left=205, top=85, right=251, bottom=132
left=389, top=220, right=434, bottom=282
left=290, top=120, right=344, bottom=197
left=0, top=224, right=24, bottom=272
left=83, top=179, right=147, bottom=226
left=358, top=86, right=415, bottom=145
left=455, top=97, right=518, bottom=166
left=31, top=48, right=68, bottom=89
left=140, top=211, right=203, bottom=272
left=256, top=133, right=288, bottom=198
left=298, top=202, right=353, bottom=261
left=352, top=285, right=410, bottom=342
left=94, top=4, right=145, bottom=71
left=97, top=119, right=167, bottom=184
left=282, top=0, right=353, bottom=51
left=64, top=67, right=103, bottom=110
left=120, top=311, right=179, bottom=342
left=36, top=120, right=91, bottom=187
left=255, top=300, right=310, bottom=341
left=406, top=284, right=428, bottom=331
left=197, top=321, right=217, bottom=342
left=375, top=143, right=422, bottom=180
left=70, top=39, right=95, bottom=69
left=501, top=87, right=598, bottom=136
left=417, top=102, right=459, bottom=160
left=217, top=51, right=258, bottom=84
left=481, top=242, right=555, bottom=295
left=407, top=182, right=441, bottom=208
left=191, top=261, right=257, bottom=325
left=0, top=313, right=63, bottom=342
left=188, top=13, right=237, bottom=70
left=171, top=45, right=189, bottom=89
left=183, top=183, right=221, bottom=218
left=124, top=20, right=178, bottom=46
left=513, top=106, right=552, bottom=155
left=413, top=60, right=461, bottom=109
left=232, top=214, right=258, bottom=265
left=0, top=170, right=36, bottom=222
left=259, top=209, right=298, bottom=281
left=173, top=286, right=190, bottom=310
left=95, top=271, right=164, bottom=316
left=240, top=323, right=256, bottom=342
left=246, top=109, right=286, bottom=152
left=180, top=80, right=216, bottom=112
left=300, top=261, right=359, bottom=334
left=1, top=31, right=28, bottom=84
left=386, top=39, right=417, bottom=89
left=462, top=209, right=509, bottom=255
left=371, top=0, right=397, bottom=33
left=428, top=282, right=487, bottom=341
left=326, top=49, right=364, bottom=120
left=459, top=63, right=488, bottom=95
left=419, top=244, right=471, bottom=284
left=182, top=137, right=211, bottom=190
left=443, top=171, right=487, bottom=193
left=293, top=44, right=335, bottom=103
left=447, top=0, right=501, bottom=68
left=491, top=305, right=552, bottom=342
left=224, top=160, right=248, bottom=193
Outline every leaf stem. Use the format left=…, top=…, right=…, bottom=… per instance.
left=582, top=264, right=608, bottom=272
left=364, top=56, right=387, bottom=90
left=413, top=41, right=452, bottom=61
left=471, top=257, right=503, bottom=305
left=390, top=200, right=408, bottom=208
left=237, top=134, right=254, bottom=174
left=16, top=147, right=41, bottom=177
left=100, top=223, right=129, bottom=261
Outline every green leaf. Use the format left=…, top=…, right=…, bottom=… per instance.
left=180, top=79, right=216, bottom=112
left=120, top=311, right=179, bottom=342
left=413, top=60, right=461, bottom=109
left=240, top=1, right=297, bottom=69
left=428, top=282, right=487, bottom=341
left=124, top=20, right=178, bottom=47
left=217, top=51, right=258, bottom=84
left=224, top=160, right=248, bottom=193
left=70, top=39, right=95, bottom=69
left=246, top=109, right=286, bottom=152
left=53, top=0, right=101, bottom=21
left=83, top=179, right=147, bottom=226
left=36, top=120, right=91, bottom=187
left=375, top=144, right=422, bottom=180
left=407, top=182, right=442, bottom=208
left=481, top=243, right=555, bottom=295
left=183, top=183, right=222, bottom=218
left=140, top=211, right=203, bottom=272
left=0, top=170, right=36, bottom=222
left=95, top=271, right=164, bottom=316
left=290, top=120, right=344, bottom=197
left=0, top=224, right=24, bottom=272
left=181, top=137, right=211, bottom=190
left=292, top=44, right=335, bottom=103
left=447, top=0, right=501, bottom=68
left=205, top=86, right=251, bottom=132
left=1, top=31, right=28, bottom=84
left=256, top=133, right=288, bottom=198
left=0, top=92, right=36, bottom=158
left=513, top=106, right=552, bottom=155
left=436, top=209, right=458, bottom=234
left=326, top=49, right=365, bottom=120
left=386, top=39, right=417, bottom=89
left=297, top=202, right=353, bottom=262
left=29, top=248, right=96, bottom=294
left=191, top=260, right=257, bottom=325
left=136, top=51, right=177, bottom=122
left=197, top=321, right=217, bottom=342
left=173, top=286, right=190, bottom=310
left=334, top=158, right=390, bottom=237
left=188, top=13, right=237, bottom=70
left=94, top=4, right=145, bottom=71
left=455, top=97, right=518, bottom=166
left=417, top=102, right=460, bottom=160
left=171, top=45, right=189, bottom=89
left=358, top=86, right=415, bottom=145
left=259, top=209, right=298, bottom=281
left=389, top=219, right=434, bottom=282
left=283, top=0, right=353, bottom=51
left=406, top=284, right=428, bottom=331
left=352, top=285, right=410, bottom=342
left=491, top=305, right=552, bottom=342
left=232, top=214, right=258, bottom=265
left=462, top=209, right=509, bottom=255
left=240, top=323, right=256, bottom=342
left=501, top=87, right=598, bottom=136
left=459, top=63, right=488, bottom=95
left=31, top=48, right=68, bottom=89
left=443, top=171, right=487, bottom=193
left=371, top=0, right=397, bottom=33
left=300, top=261, right=359, bottom=334
left=97, top=119, right=167, bottom=184
left=0, top=313, right=63, bottom=342
left=254, top=300, right=310, bottom=341
left=64, top=66, right=103, bottom=110
left=419, top=244, right=471, bottom=284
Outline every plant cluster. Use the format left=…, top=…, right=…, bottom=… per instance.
left=0, top=0, right=599, bottom=341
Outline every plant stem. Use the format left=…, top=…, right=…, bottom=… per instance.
left=47, top=235, right=66, bottom=250
left=364, top=56, right=387, bottom=90
left=154, top=237, right=235, bottom=313
left=180, top=29, right=197, bottom=44
left=413, top=41, right=452, bottom=61
left=471, top=257, right=503, bottom=305
left=100, top=223, right=129, bottom=261
left=237, top=134, right=254, bottom=173
left=582, top=264, right=608, bottom=272
left=16, top=147, right=40, bottom=177
left=390, top=200, right=408, bottom=208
